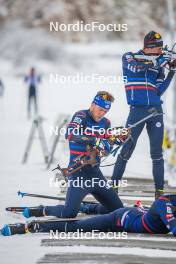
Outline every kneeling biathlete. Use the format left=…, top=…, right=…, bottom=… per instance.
left=21, top=91, right=127, bottom=219
left=1, top=195, right=176, bottom=236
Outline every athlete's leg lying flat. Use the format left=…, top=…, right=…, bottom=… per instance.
left=2, top=196, right=176, bottom=236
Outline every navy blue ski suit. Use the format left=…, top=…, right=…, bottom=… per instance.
left=112, top=50, right=175, bottom=190
left=45, top=110, right=123, bottom=218
left=36, top=195, right=176, bottom=236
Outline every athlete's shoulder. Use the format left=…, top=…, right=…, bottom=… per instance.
left=123, top=50, right=142, bottom=60
left=73, top=110, right=87, bottom=118
left=71, top=110, right=87, bottom=125
left=123, top=51, right=134, bottom=57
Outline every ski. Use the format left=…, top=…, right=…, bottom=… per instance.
left=5, top=203, right=96, bottom=215
left=5, top=206, right=41, bottom=213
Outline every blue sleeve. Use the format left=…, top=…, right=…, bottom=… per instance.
left=155, top=198, right=176, bottom=235
left=65, top=111, right=95, bottom=145
left=156, top=70, right=175, bottom=96
left=122, top=52, right=153, bottom=73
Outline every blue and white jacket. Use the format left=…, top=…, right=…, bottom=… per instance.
left=123, top=50, right=175, bottom=106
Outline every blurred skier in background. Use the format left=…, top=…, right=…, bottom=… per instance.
left=0, top=79, right=5, bottom=115
left=24, top=67, right=41, bottom=119
left=0, top=79, right=4, bottom=97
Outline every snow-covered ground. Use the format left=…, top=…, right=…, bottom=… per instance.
left=0, top=39, right=175, bottom=263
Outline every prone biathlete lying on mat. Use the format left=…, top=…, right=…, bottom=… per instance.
left=1, top=195, right=176, bottom=236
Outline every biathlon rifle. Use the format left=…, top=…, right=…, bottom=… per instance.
left=134, top=43, right=176, bottom=70
left=52, top=108, right=162, bottom=177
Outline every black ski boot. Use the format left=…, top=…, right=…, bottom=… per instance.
left=1, top=223, right=26, bottom=236
left=155, top=189, right=164, bottom=200
left=23, top=205, right=44, bottom=218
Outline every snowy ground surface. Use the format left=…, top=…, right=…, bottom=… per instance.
left=0, top=40, right=175, bottom=263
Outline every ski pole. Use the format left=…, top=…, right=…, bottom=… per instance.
left=128, top=109, right=163, bottom=129
left=18, top=191, right=64, bottom=201
left=17, top=191, right=96, bottom=204
left=110, top=109, right=163, bottom=157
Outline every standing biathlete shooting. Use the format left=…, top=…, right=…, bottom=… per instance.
left=112, top=31, right=176, bottom=199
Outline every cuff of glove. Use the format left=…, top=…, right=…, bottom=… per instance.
left=95, top=138, right=101, bottom=146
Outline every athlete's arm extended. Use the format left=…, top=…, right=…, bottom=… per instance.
left=123, top=52, right=153, bottom=73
